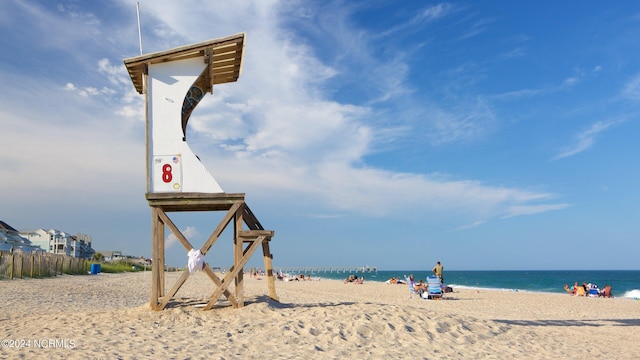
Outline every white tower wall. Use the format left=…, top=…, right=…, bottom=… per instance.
left=147, top=57, right=223, bottom=193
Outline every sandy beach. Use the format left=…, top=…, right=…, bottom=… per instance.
left=1, top=271, right=638, bottom=359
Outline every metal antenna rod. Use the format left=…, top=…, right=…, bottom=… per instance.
left=136, top=2, right=143, bottom=55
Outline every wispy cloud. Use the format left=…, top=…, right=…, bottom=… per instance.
left=504, top=47, right=526, bottom=58
left=421, top=98, right=496, bottom=146
left=492, top=66, right=600, bottom=102
left=458, top=17, right=494, bottom=40
left=0, top=0, right=571, bottom=238
left=554, top=118, right=625, bottom=160
left=621, top=72, right=640, bottom=100
left=449, top=220, right=486, bottom=232
left=502, top=203, right=571, bottom=218
left=376, top=3, right=453, bottom=38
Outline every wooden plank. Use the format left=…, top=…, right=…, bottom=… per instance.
left=238, top=230, right=273, bottom=239
left=144, top=65, right=150, bottom=191
left=235, top=208, right=244, bottom=306
left=18, top=253, right=23, bottom=279
left=241, top=204, right=264, bottom=230
left=211, top=50, right=243, bottom=63
left=124, top=33, right=245, bottom=94
left=125, top=34, right=244, bottom=66
left=157, top=210, right=194, bottom=251
left=204, top=237, right=264, bottom=310
left=262, top=240, right=279, bottom=301
left=202, top=263, right=238, bottom=308
left=150, top=207, right=160, bottom=309
left=158, top=269, right=191, bottom=311
left=146, top=192, right=245, bottom=201
left=199, top=202, right=242, bottom=255
left=158, top=213, right=165, bottom=297
left=146, top=192, right=245, bottom=212
left=210, top=61, right=241, bottom=75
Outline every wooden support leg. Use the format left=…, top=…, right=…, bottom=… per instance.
left=158, top=213, right=165, bottom=297
left=262, top=239, right=279, bottom=302
left=150, top=207, right=161, bottom=310
left=234, top=209, right=244, bottom=307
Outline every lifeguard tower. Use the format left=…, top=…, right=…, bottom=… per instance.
left=124, top=33, right=278, bottom=310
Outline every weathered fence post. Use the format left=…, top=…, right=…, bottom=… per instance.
left=10, top=252, right=15, bottom=279
left=19, top=253, right=23, bottom=279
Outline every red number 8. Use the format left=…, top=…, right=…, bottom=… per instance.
left=162, top=164, right=173, bottom=183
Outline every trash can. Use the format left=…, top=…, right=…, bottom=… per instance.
left=90, top=263, right=101, bottom=275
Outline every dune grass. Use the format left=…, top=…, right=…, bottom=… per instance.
left=88, top=261, right=151, bottom=273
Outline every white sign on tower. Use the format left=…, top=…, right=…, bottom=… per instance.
left=152, top=155, right=183, bottom=192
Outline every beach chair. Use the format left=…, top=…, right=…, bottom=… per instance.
left=425, top=275, right=443, bottom=300
left=405, top=275, right=417, bottom=298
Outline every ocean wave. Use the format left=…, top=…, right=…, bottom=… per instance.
left=621, top=289, right=640, bottom=299
left=447, top=284, right=532, bottom=293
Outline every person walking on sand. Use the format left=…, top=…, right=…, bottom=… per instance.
left=432, top=261, right=444, bottom=284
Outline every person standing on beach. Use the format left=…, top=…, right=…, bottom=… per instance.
left=432, top=261, right=444, bottom=284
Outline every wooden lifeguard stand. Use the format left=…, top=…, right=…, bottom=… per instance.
left=124, top=33, right=278, bottom=310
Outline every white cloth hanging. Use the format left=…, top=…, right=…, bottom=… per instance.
left=187, top=249, right=204, bottom=273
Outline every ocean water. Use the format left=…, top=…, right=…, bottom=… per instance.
left=286, top=269, right=640, bottom=299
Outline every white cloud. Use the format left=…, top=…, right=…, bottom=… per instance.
left=166, top=226, right=200, bottom=250
left=502, top=203, right=570, bottom=218
left=554, top=118, right=624, bottom=160
left=622, top=72, right=640, bottom=100
left=449, top=220, right=486, bottom=232
left=132, top=1, right=567, bottom=221
left=0, top=0, right=570, bottom=239
left=377, top=3, right=454, bottom=38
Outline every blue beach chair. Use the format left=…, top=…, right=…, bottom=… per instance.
left=426, top=275, right=443, bottom=300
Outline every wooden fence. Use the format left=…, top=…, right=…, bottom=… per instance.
left=0, top=251, right=88, bottom=280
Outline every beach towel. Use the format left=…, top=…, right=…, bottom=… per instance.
left=187, top=249, right=204, bottom=273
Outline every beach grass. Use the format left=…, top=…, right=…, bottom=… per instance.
left=88, top=261, right=151, bottom=273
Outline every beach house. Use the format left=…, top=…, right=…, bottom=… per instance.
left=19, top=228, right=95, bottom=259
left=0, top=220, right=43, bottom=253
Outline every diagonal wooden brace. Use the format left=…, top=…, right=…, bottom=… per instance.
left=202, top=263, right=238, bottom=308
left=200, top=202, right=242, bottom=255
left=158, top=268, right=191, bottom=310
left=157, top=211, right=195, bottom=252
left=203, top=234, right=267, bottom=310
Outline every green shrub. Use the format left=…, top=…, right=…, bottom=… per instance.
left=87, top=261, right=151, bottom=273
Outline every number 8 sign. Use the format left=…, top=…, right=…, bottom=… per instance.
left=153, top=155, right=183, bottom=192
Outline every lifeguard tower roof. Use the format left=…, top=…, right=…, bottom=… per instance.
left=124, top=32, right=245, bottom=94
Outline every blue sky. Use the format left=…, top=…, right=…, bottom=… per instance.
left=1, top=1, right=639, bottom=270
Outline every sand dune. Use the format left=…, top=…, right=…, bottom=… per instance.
left=1, top=271, right=638, bottom=359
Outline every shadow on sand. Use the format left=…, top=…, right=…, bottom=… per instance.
left=493, top=318, right=640, bottom=327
